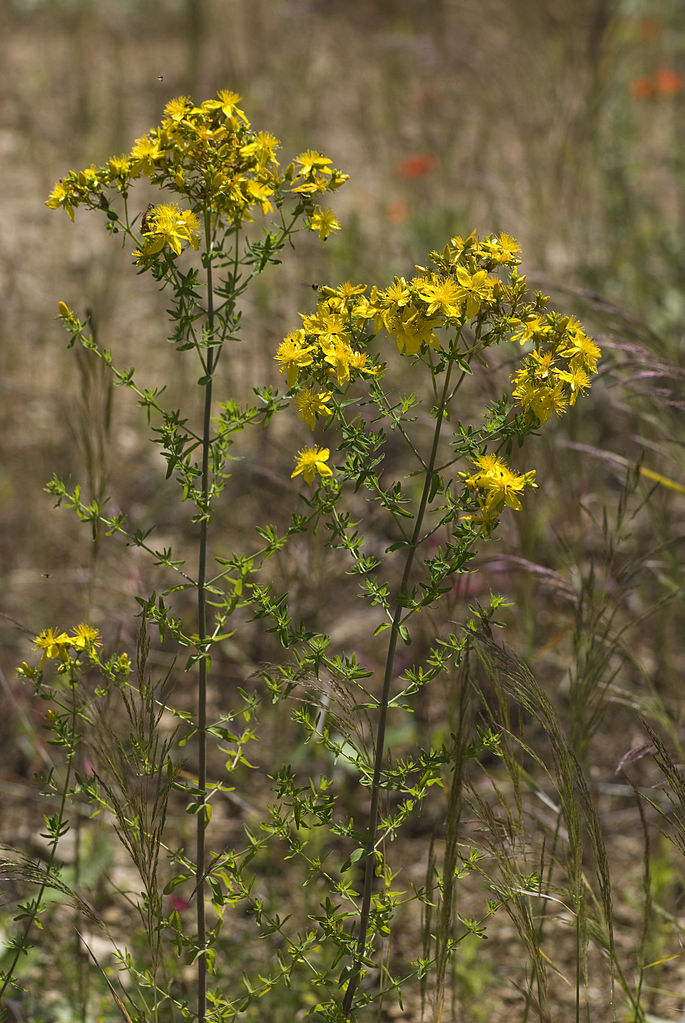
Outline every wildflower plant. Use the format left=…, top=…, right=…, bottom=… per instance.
left=4, top=91, right=601, bottom=1022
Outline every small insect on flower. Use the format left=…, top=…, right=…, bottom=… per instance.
left=141, top=203, right=155, bottom=234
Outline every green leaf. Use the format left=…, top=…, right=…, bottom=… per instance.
left=164, top=873, right=193, bottom=894
left=340, top=847, right=365, bottom=873
left=385, top=539, right=408, bottom=553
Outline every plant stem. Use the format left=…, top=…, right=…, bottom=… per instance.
left=0, top=683, right=78, bottom=1002
left=195, top=211, right=217, bottom=1023
left=342, top=352, right=457, bottom=1017
left=433, top=660, right=470, bottom=1021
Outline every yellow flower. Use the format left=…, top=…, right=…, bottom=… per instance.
left=77, top=165, right=101, bottom=189
left=306, top=309, right=347, bottom=343
left=512, top=374, right=568, bottom=423
left=350, top=294, right=378, bottom=322
left=291, top=445, right=333, bottom=485
left=478, top=232, right=522, bottom=265
left=57, top=300, right=76, bottom=325
left=454, top=267, right=493, bottom=319
left=461, top=453, right=537, bottom=515
left=414, top=275, right=461, bottom=318
left=382, top=277, right=411, bottom=308
left=448, top=231, right=478, bottom=261
left=309, top=207, right=340, bottom=243
left=528, top=349, right=557, bottom=380
left=129, top=133, right=163, bottom=176
left=106, top=154, right=131, bottom=184
left=239, top=131, right=280, bottom=168
left=164, top=96, right=193, bottom=121
left=210, top=89, right=249, bottom=123
left=141, top=203, right=200, bottom=257
left=242, top=179, right=274, bottom=215
left=559, top=328, right=601, bottom=374
left=293, top=150, right=333, bottom=178
left=45, top=181, right=75, bottom=222
left=70, top=624, right=101, bottom=651
left=384, top=303, right=440, bottom=356
left=510, top=314, right=550, bottom=345
left=320, top=336, right=356, bottom=386
left=291, top=150, right=335, bottom=195
left=275, top=331, right=314, bottom=387
left=348, top=349, right=377, bottom=375
left=334, top=281, right=367, bottom=301
left=296, top=388, right=333, bottom=429
left=34, top=628, right=72, bottom=665
left=555, top=366, right=591, bottom=405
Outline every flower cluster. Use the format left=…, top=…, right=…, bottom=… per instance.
left=278, top=231, right=600, bottom=533
left=46, top=90, right=347, bottom=245
left=19, top=626, right=133, bottom=688
left=29, top=624, right=101, bottom=668
left=276, top=232, right=525, bottom=440
left=373, top=232, right=523, bottom=356
left=275, top=280, right=379, bottom=392
left=510, top=312, right=601, bottom=424
left=460, top=454, right=538, bottom=536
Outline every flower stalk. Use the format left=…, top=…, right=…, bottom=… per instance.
left=194, top=206, right=218, bottom=1023
left=342, top=349, right=459, bottom=1016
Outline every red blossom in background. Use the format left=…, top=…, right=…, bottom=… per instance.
left=630, top=74, right=655, bottom=99
left=388, top=152, right=437, bottom=223
left=387, top=200, right=410, bottom=224
left=394, top=152, right=436, bottom=179
left=653, top=67, right=684, bottom=95
left=167, top=893, right=190, bottom=914
left=630, top=66, right=684, bottom=100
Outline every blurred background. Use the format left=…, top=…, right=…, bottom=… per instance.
left=2, top=0, right=684, bottom=635
left=2, top=0, right=685, bottom=1017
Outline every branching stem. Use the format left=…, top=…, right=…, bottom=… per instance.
left=342, top=347, right=458, bottom=1017
left=195, top=209, right=216, bottom=1023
